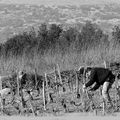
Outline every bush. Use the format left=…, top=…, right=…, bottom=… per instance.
left=0, top=21, right=110, bottom=59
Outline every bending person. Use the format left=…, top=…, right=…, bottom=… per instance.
left=83, top=67, right=115, bottom=108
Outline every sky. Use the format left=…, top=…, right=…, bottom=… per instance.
left=0, top=0, right=120, bottom=6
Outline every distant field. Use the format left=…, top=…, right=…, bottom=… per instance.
left=0, top=0, right=120, bottom=6
left=0, top=0, right=120, bottom=42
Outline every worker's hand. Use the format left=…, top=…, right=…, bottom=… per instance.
left=82, top=84, right=86, bottom=92
left=89, top=89, right=94, bottom=92
left=88, top=86, right=95, bottom=92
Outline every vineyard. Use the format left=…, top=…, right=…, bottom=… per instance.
left=0, top=62, right=120, bottom=117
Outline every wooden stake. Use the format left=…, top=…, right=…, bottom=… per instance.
left=0, top=77, right=2, bottom=90
left=68, top=79, right=72, bottom=92
left=71, top=78, right=74, bottom=92
left=57, top=64, right=63, bottom=93
left=17, top=75, right=20, bottom=96
left=45, top=73, right=50, bottom=103
left=42, top=79, right=46, bottom=111
left=54, top=67, right=58, bottom=93
left=83, top=67, right=86, bottom=83
left=82, top=66, right=86, bottom=111
left=76, top=71, right=79, bottom=97
left=0, top=77, right=3, bottom=114
left=34, top=68, right=38, bottom=89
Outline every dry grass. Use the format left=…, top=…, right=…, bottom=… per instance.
left=0, top=45, right=120, bottom=75
left=0, top=45, right=120, bottom=117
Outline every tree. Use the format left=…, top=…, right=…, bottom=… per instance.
left=80, top=21, right=104, bottom=49
left=112, top=25, right=120, bottom=46
left=37, top=23, right=49, bottom=53
left=47, top=24, right=63, bottom=46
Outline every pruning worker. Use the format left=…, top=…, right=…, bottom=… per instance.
left=82, top=67, right=115, bottom=107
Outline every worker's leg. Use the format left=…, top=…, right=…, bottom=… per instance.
left=102, top=82, right=113, bottom=107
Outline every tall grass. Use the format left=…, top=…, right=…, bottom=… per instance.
left=0, top=22, right=120, bottom=75
left=0, top=43, right=119, bottom=75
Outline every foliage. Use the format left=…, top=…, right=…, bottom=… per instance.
left=0, top=21, right=114, bottom=62
left=111, top=25, right=120, bottom=48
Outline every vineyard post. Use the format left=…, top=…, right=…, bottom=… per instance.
left=57, top=64, right=63, bottom=93
left=69, top=77, right=73, bottom=92
left=0, top=77, right=3, bottom=114
left=0, top=77, right=2, bottom=90
left=76, top=69, right=79, bottom=98
left=34, top=68, right=38, bottom=89
left=42, top=78, right=46, bottom=111
left=45, top=73, right=50, bottom=103
left=17, top=72, right=20, bottom=96
left=82, top=66, right=86, bottom=112
left=54, top=67, right=58, bottom=94
left=71, top=77, right=74, bottom=92
left=16, top=70, right=25, bottom=115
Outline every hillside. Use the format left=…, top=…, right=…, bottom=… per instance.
left=0, top=1, right=120, bottom=42
left=0, top=0, right=120, bottom=5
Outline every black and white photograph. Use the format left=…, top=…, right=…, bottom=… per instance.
left=0, top=0, right=120, bottom=119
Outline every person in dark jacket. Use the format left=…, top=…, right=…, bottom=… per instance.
left=82, top=67, right=115, bottom=106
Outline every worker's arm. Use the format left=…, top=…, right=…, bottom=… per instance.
left=89, top=83, right=100, bottom=91
left=85, top=69, right=96, bottom=88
